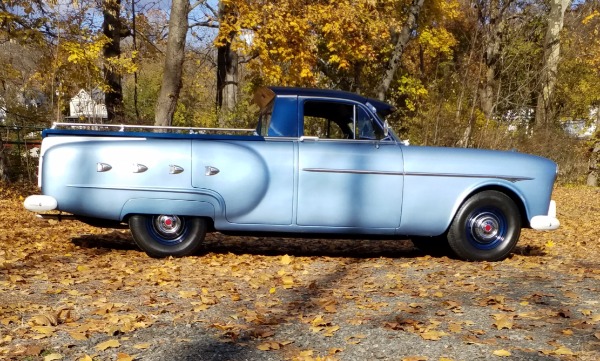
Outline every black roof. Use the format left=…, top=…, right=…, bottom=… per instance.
left=268, top=86, right=396, bottom=116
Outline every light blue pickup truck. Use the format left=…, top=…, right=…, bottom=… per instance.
left=24, top=87, right=559, bottom=261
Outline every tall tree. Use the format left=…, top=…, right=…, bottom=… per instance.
left=535, top=0, right=572, bottom=125
left=102, top=0, right=130, bottom=122
left=154, top=0, right=190, bottom=127
left=477, top=0, right=514, bottom=121
left=215, top=1, right=238, bottom=112
left=377, top=0, right=426, bottom=101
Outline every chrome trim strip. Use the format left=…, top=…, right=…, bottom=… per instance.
left=302, top=168, right=533, bottom=182
left=405, top=172, right=533, bottom=183
left=303, top=168, right=402, bottom=176
left=51, top=122, right=255, bottom=133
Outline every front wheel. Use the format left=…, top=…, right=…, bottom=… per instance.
left=129, top=215, right=207, bottom=258
left=447, top=191, right=521, bottom=261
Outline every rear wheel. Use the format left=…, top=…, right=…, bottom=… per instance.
left=447, top=191, right=521, bottom=261
left=129, top=215, right=206, bottom=258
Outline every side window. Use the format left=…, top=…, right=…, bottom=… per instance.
left=258, top=101, right=274, bottom=136
left=355, top=107, right=384, bottom=140
left=302, top=101, right=355, bottom=139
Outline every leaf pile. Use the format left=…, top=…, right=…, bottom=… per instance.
left=1, top=185, right=599, bottom=360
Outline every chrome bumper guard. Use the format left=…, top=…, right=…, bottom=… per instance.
left=530, top=200, right=560, bottom=230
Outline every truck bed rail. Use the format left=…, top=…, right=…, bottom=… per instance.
left=50, top=122, right=257, bottom=135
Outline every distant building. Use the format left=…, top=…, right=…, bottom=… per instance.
left=563, top=120, right=597, bottom=139
left=67, top=88, right=107, bottom=122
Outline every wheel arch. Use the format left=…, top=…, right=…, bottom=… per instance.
left=453, top=185, right=529, bottom=232
left=120, top=198, right=217, bottom=223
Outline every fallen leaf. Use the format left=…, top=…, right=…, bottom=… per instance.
left=493, top=349, right=511, bottom=356
left=553, top=346, right=574, bottom=355
left=95, top=339, right=120, bottom=351
left=31, top=326, right=54, bottom=339
left=420, top=330, right=447, bottom=340
left=133, top=342, right=151, bottom=349
left=448, top=323, right=462, bottom=333
left=44, top=354, right=63, bottom=361
left=280, top=255, right=292, bottom=265
left=328, top=347, right=343, bottom=355
left=31, top=314, right=58, bottom=326
left=323, top=325, right=340, bottom=337
left=24, top=345, right=44, bottom=356
left=492, top=314, right=514, bottom=330
left=281, top=275, right=294, bottom=289
left=257, top=341, right=282, bottom=351
left=116, top=353, right=134, bottom=361
left=179, top=290, right=198, bottom=298
left=68, top=331, right=88, bottom=341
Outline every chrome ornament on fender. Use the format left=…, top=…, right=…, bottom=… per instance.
left=169, top=165, right=184, bottom=174
left=97, top=162, right=112, bottom=172
left=132, top=164, right=148, bottom=173
left=205, top=166, right=220, bottom=176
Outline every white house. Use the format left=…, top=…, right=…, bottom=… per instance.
left=68, top=88, right=107, bottom=121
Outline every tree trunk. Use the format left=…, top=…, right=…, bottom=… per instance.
left=377, top=0, right=425, bottom=101
left=588, top=111, right=600, bottom=186
left=216, top=40, right=238, bottom=112
left=216, top=1, right=239, bottom=114
left=0, top=138, right=8, bottom=182
left=588, top=140, right=599, bottom=186
left=102, top=0, right=128, bottom=123
left=154, top=0, right=190, bottom=127
left=477, top=0, right=513, bottom=121
left=535, top=0, right=571, bottom=125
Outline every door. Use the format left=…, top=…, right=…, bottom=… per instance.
left=296, top=100, right=404, bottom=229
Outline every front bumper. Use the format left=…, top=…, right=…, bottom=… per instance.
left=530, top=200, right=560, bottom=230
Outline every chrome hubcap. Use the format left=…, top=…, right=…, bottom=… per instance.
left=469, top=213, right=501, bottom=244
left=153, top=215, right=184, bottom=239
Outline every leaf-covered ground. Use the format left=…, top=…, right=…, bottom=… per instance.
left=1, top=185, right=599, bottom=361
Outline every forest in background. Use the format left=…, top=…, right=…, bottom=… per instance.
left=0, top=0, right=599, bottom=185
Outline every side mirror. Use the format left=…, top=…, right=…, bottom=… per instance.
left=384, top=120, right=390, bottom=137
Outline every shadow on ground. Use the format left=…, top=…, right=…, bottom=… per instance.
left=71, top=230, right=428, bottom=258
left=71, top=230, right=546, bottom=259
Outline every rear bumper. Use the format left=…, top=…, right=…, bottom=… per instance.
left=24, top=195, right=57, bottom=212
left=530, top=200, right=560, bottom=230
